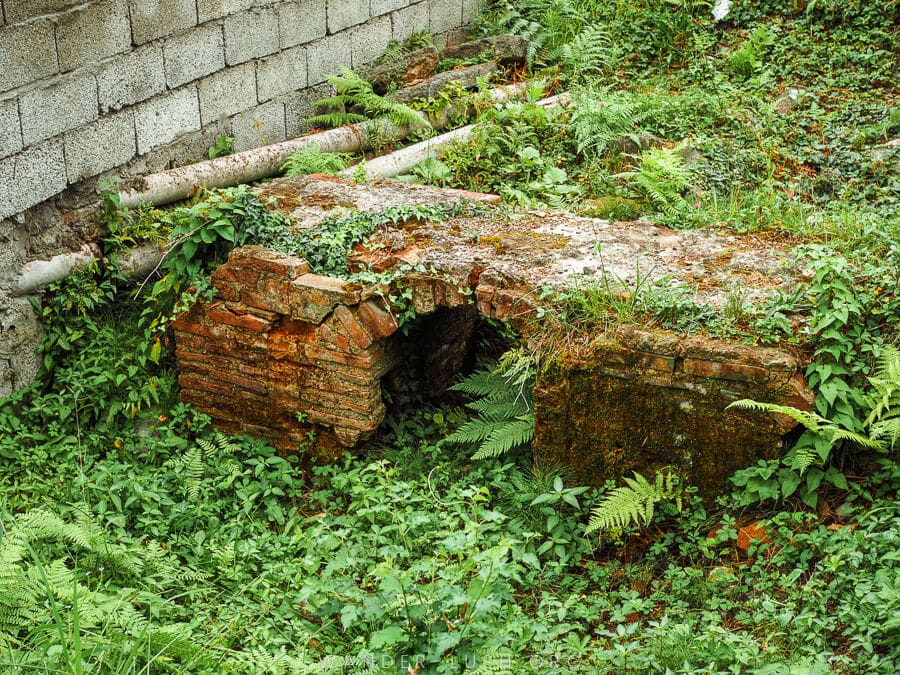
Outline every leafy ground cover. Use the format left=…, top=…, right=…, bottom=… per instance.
left=1, top=1, right=899, bottom=672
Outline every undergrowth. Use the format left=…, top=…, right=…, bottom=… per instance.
left=1, top=1, right=898, bottom=672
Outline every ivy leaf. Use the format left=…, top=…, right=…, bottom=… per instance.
left=369, top=625, right=406, bottom=650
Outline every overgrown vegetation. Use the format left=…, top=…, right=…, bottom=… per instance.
left=2, top=0, right=898, bottom=671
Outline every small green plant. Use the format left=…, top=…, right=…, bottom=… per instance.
left=308, top=66, right=427, bottom=131
left=280, top=143, right=353, bottom=177
left=617, top=146, right=693, bottom=217
left=585, top=469, right=684, bottom=536
left=445, top=348, right=536, bottom=460
left=207, top=134, right=235, bottom=159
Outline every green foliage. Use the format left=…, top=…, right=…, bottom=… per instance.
left=585, top=470, right=684, bottom=535
left=445, top=349, right=535, bottom=460
left=730, top=345, right=900, bottom=506
left=568, top=88, right=647, bottom=160
left=208, top=134, right=235, bottom=159
left=308, top=66, right=427, bottom=131
left=616, top=146, right=693, bottom=217
left=728, top=26, right=775, bottom=80
left=275, top=201, right=488, bottom=278
left=280, top=143, right=353, bottom=177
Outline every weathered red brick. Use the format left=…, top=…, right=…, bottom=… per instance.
left=228, top=245, right=310, bottom=277
left=407, top=276, right=436, bottom=315
left=290, top=274, right=360, bottom=323
left=683, top=358, right=768, bottom=383
left=356, top=300, right=399, bottom=339
left=334, top=305, right=373, bottom=349
left=178, top=374, right=233, bottom=397
left=214, top=283, right=240, bottom=302
left=207, top=368, right=269, bottom=394
left=226, top=302, right=280, bottom=322
left=171, top=320, right=229, bottom=340
left=208, top=307, right=274, bottom=332
left=304, top=344, right=385, bottom=369
left=475, top=284, right=496, bottom=316
left=317, top=323, right=352, bottom=351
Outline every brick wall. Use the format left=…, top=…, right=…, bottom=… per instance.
left=0, top=0, right=479, bottom=396
left=174, top=244, right=814, bottom=493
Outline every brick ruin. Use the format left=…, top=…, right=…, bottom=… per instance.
left=172, top=175, right=815, bottom=490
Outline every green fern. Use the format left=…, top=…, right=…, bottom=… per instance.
left=728, top=399, right=887, bottom=473
left=549, top=25, right=617, bottom=84
left=166, top=432, right=242, bottom=500
left=865, top=345, right=900, bottom=450
left=446, top=348, right=536, bottom=460
left=281, top=143, right=353, bottom=177
left=730, top=345, right=899, bottom=471
left=618, top=146, right=693, bottom=216
left=585, top=470, right=683, bottom=535
left=569, top=88, right=647, bottom=161
left=308, top=66, right=426, bottom=130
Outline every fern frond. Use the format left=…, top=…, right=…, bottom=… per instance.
left=728, top=399, right=886, bottom=452
left=620, top=147, right=692, bottom=216
left=307, top=66, right=426, bottom=131
left=281, top=143, right=353, bottom=177
left=569, top=89, right=646, bottom=160
left=550, top=25, right=615, bottom=83
left=472, top=416, right=535, bottom=460
left=446, top=349, right=536, bottom=460
left=586, top=470, right=682, bottom=534
left=865, top=346, right=900, bottom=449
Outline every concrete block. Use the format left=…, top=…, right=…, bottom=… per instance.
left=306, top=32, right=351, bottom=85
left=0, top=21, right=58, bottom=92
left=198, top=63, right=257, bottom=125
left=0, top=140, right=67, bottom=220
left=429, top=0, right=461, bottom=34
left=326, top=0, right=368, bottom=34
left=164, top=23, right=225, bottom=89
left=462, top=0, right=482, bottom=23
left=351, top=13, right=391, bottom=68
left=371, top=0, right=409, bottom=16
left=64, top=109, right=136, bottom=182
left=3, top=1, right=81, bottom=24
left=97, top=44, right=166, bottom=113
left=20, top=72, right=98, bottom=145
left=391, top=1, right=428, bottom=42
left=225, top=6, right=279, bottom=65
left=257, top=46, right=307, bottom=101
left=197, top=0, right=255, bottom=23
left=134, top=86, right=201, bottom=155
left=231, top=101, right=286, bottom=151
left=127, top=117, right=231, bottom=173
left=0, top=98, right=22, bottom=159
left=56, top=0, right=131, bottom=72
left=129, top=0, right=197, bottom=44
left=283, top=82, right=330, bottom=137
left=278, top=0, right=325, bottom=47
left=0, top=297, right=43, bottom=397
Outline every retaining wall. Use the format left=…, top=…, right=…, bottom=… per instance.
left=0, top=0, right=478, bottom=395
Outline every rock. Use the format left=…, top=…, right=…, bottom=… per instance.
left=773, top=88, right=802, bottom=114
left=391, top=61, right=499, bottom=104
left=675, top=143, right=703, bottom=167
left=442, top=34, right=528, bottom=66
left=870, top=141, right=900, bottom=172
left=610, top=132, right=663, bottom=156
left=369, top=45, right=440, bottom=94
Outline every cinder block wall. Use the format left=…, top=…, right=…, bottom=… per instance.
left=0, top=0, right=480, bottom=395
